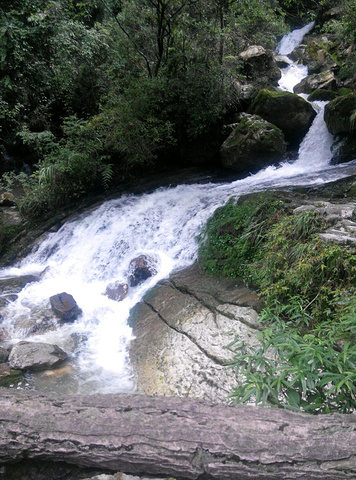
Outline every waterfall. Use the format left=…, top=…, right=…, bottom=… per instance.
left=277, top=22, right=315, bottom=55
left=1, top=25, right=355, bottom=395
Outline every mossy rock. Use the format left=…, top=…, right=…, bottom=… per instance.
left=307, top=89, right=338, bottom=101
left=324, top=92, right=356, bottom=135
left=294, top=70, right=337, bottom=95
left=249, top=89, right=316, bottom=147
left=220, top=114, right=286, bottom=172
left=0, top=364, right=23, bottom=387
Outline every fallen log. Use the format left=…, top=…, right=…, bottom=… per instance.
left=0, top=389, right=356, bottom=480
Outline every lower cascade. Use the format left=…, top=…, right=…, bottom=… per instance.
left=0, top=23, right=356, bottom=395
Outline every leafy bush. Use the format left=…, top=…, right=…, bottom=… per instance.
left=199, top=192, right=356, bottom=413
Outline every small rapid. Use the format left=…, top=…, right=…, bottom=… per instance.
left=1, top=23, right=355, bottom=394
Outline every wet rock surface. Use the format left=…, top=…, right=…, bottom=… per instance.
left=8, top=341, right=67, bottom=371
left=220, top=114, right=286, bottom=171
left=0, top=363, right=23, bottom=387
left=128, top=264, right=262, bottom=402
left=294, top=70, right=337, bottom=94
left=249, top=88, right=316, bottom=146
left=50, top=292, right=81, bottom=322
left=239, top=45, right=281, bottom=85
left=105, top=281, right=129, bottom=302
left=128, top=254, right=157, bottom=287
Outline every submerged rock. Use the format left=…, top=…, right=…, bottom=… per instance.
left=50, top=292, right=81, bottom=322
left=8, top=341, right=67, bottom=371
left=128, top=255, right=157, bottom=287
left=104, top=281, right=129, bottom=302
left=0, top=274, right=40, bottom=295
left=220, top=113, right=286, bottom=171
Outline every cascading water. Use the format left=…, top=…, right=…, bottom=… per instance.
left=1, top=24, right=355, bottom=394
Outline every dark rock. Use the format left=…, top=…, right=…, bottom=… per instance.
left=274, top=54, right=293, bottom=68
left=324, top=93, right=356, bottom=135
left=331, top=136, right=356, bottom=164
left=249, top=89, right=317, bottom=146
left=8, top=341, right=67, bottom=371
left=307, top=89, right=338, bottom=102
left=0, top=293, right=18, bottom=308
left=294, top=70, right=337, bottom=94
left=50, top=292, right=81, bottom=322
left=289, top=44, right=306, bottom=62
left=104, top=281, right=129, bottom=302
left=220, top=114, right=286, bottom=171
left=0, top=274, right=40, bottom=294
left=0, top=346, right=9, bottom=362
left=128, top=255, right=157, bottom=287
left=301, top=39, right=339, bottom=75
left=239, top=45, right=281, bottom=86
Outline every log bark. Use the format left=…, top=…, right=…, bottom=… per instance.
left=0, top=389, right=356, bottom=480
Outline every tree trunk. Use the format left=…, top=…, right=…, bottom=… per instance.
left=0, top=389, right=356, bottom=479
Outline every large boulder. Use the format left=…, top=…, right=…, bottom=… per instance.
left=330, top=136, right=356, bottom=164
left=324, top=92, right=356, bottom=163
left=324, top=92, right=356, bottom=135
left=128, top=265, right=262, bottom=402
left=239, top=45, right=281, bottom=86
left=220, top=114, right=286, bottom=171
left=50, top=292, right=81, bottom=322
left=128, top=255, right=157, bottom=287
left=302, top=41, right=339, bottom=75
left=8, top=341, right=67, bottom=371
left=104, top=281, right=129, bottom=302
left=249, top=89, right=317, bottom=146
left=293, top=70, right=337, bottom=94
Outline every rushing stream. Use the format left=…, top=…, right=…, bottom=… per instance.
left=1, top=24, right=356, bottom=394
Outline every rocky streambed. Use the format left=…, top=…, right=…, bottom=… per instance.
left=1, top=175, right=355, bottom=399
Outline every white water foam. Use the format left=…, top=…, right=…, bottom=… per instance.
left=277, top=22, right=315, bottom=55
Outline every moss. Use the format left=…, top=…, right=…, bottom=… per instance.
left=206, top=193, right=356, bottom=413
left=0, top=369, right=23, bottom=387
left=307, top=89, right=337, bottom=101
left=199, top=192, right=356, bottom=325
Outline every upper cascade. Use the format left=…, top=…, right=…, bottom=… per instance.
left=277, top=22, right=315, bottom=56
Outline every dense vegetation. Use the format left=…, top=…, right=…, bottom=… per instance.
left=1, top=0, right=354, bottom=217
left=199, top=192, right=356, bottom=413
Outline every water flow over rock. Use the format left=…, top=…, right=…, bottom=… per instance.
left=0, top=23, right=355, bottom=395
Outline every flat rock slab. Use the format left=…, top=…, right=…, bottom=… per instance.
left=128, top=265, right=262, bottom=402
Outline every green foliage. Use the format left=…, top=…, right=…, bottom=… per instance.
left=229, top=0, right=288, bottom=49
left=199, top=193, right=356, bottom=412
left=229, top=304, right=356, bottom=413
left=199, top=193, right=287, bottom=279
left=96, top=77, right=176, bottom=166
left=13, top=116, right=112, bottom=217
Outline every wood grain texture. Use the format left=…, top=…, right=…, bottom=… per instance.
left=0, top=389, right=356, bottom=479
